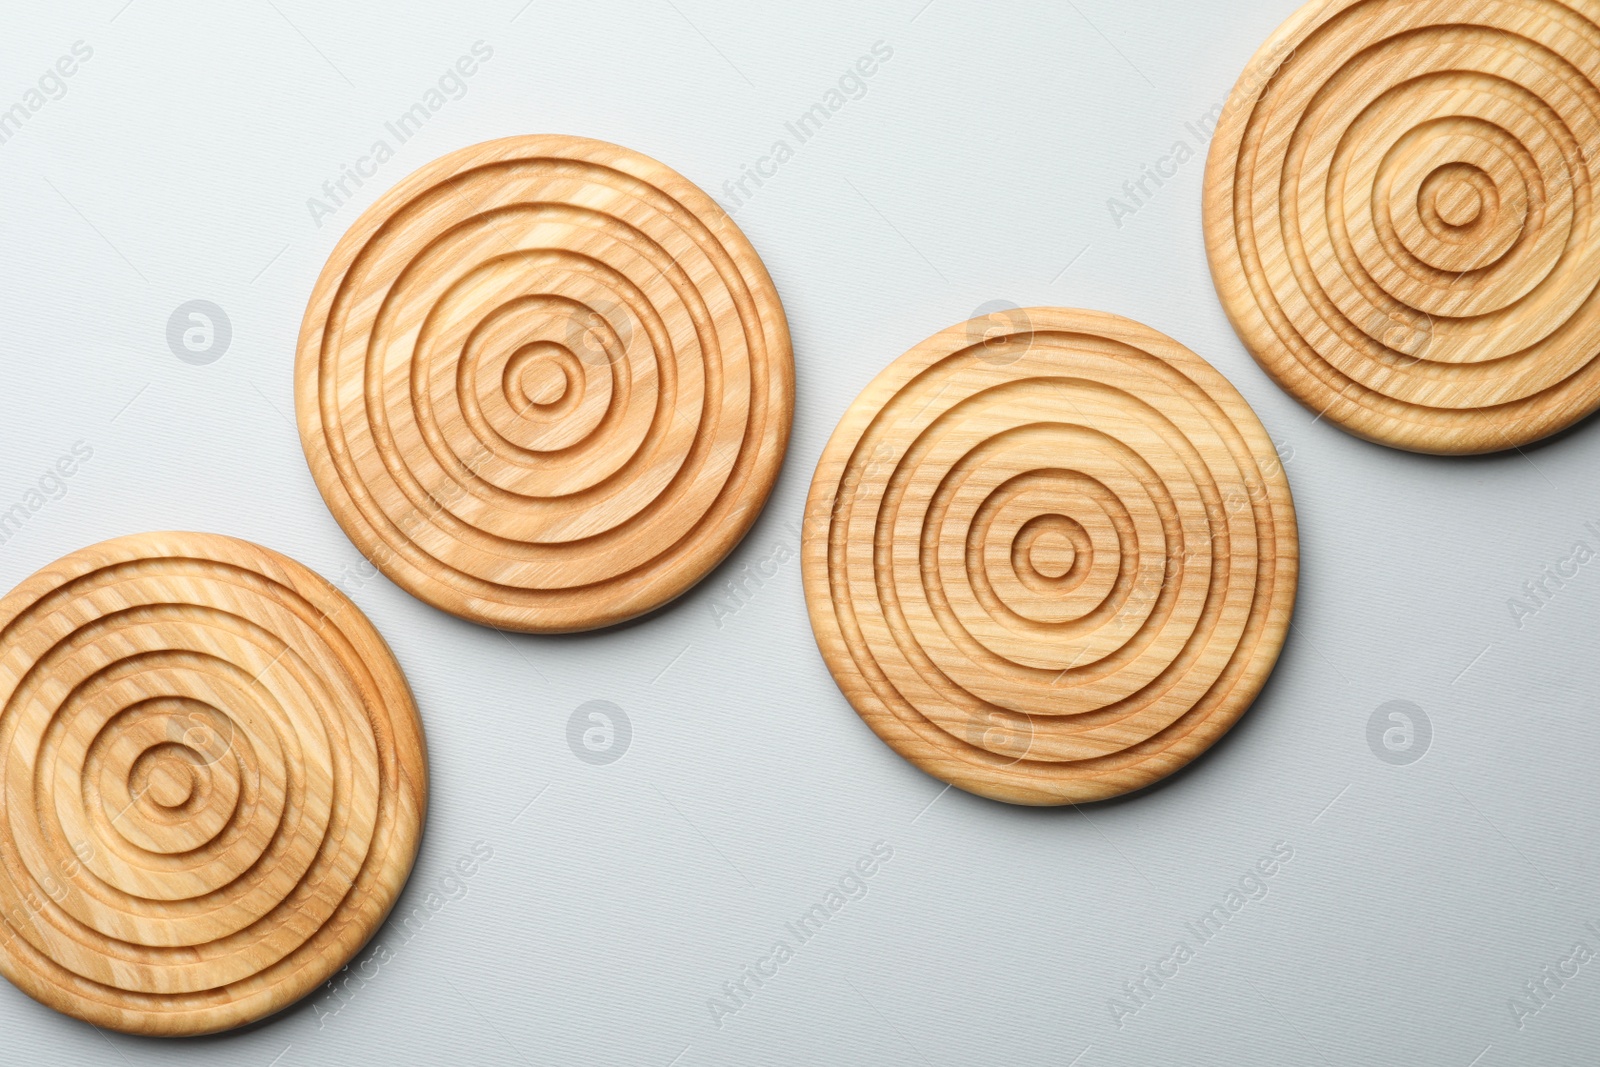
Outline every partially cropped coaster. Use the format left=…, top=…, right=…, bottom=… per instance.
left=803, top=309, right=1298, bottom=805
left=0, top=533, right=426, bottom=1035
left=297, top=135, right=794, bottom=632
left=1205, top=0, right=1600, bottom=454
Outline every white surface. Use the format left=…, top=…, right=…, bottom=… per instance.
left=0, top=1, right=1596, bottom=1063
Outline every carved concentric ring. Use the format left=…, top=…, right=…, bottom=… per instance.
left=296, top=135, right=793, bottom=632
left=0, top=533, right=426, bottom=1035
left=803, top=310, right=1298, bottom=805
left=1205, top=0, right=1600, bottom=453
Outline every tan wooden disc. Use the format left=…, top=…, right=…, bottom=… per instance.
left=296, top=135, right=794, bottom=632
left=1204, top=0, right=1600, bottom=454
left=0, top=533, right=426, bottom=1036
left=802, top=309, right=1298, bottom=805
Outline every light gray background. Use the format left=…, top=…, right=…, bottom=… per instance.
left=1, top=0, right=1595, bottom=1063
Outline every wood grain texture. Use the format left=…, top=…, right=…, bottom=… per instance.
left=802, top=309, right=1298, bottom=805
left=0, top=533, right=426, bottom=1036
left=296, top=135, right=794, bottom=632
left=1204, top=0, right=1600, bottom=454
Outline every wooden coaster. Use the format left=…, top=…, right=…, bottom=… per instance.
left=803, top=309, right=1298, bottom=805
left=0, top=533, right=426, bottom=1036
left=297, top=135, right=794, bottom=632
left=1205, top=0, right=1600, bottom=454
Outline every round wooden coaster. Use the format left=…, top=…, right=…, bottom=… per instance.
left=0, top=533, right=426, bottom=1036
left=1204, top=0, right=1600, bottom=454
left=297, top=135, right=794, bottom=632
left=803, top=309, right=1298, bottom=805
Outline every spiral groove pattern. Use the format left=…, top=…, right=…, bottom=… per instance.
left=297, top=135, right=793, bottom=632
left=0, top=533, right=426, bottom=1035
left=1204, top=0, right=1600, bottom=453
left=803, top=310, right=1298, bottom=805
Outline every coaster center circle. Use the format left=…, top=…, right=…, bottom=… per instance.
left=146, top=762, right=194, bottom=808
left=132, top=747, right=199, bottom=809
left=1435, top=180, right=1482, bottom=228
left=1420, top=163, right=1488, bottom=229
left=1027, top=528, right=1076, bottom=579
left=1012, top=514, right=1089, bottom=585
left=506, top=342, right=573, bottom=410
